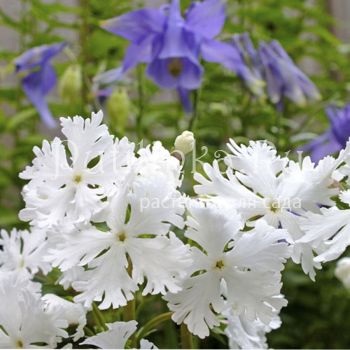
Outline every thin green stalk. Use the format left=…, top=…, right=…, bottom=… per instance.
left=123, top=298, right=136, bottom=322
left=123, top=259, right=137, bottom=347
left=92, top=302, right=107, bottom=331
left=275, top=109, right=282, bottom=150
left=136, top=65, right=145, bottom=140
left=79, top=0, right=91, bottom=111
left=180, top=323, right=193, bottom=349
left=84, top=326, right=95, bottom=337
left=136, top=312, right=173, bottom=342
left=188, top=89, right=200, bottom=131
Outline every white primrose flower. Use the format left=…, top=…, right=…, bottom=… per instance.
left=0, top=270, right=41, bottom=294
left=19, top=111, right=135, bottom=228
left=0, top=274, right=68, bottom=349
left=134, top=141, right=183, bottom=188
left=164, top=201, right=291, bottom=339
left=48, top=171, right=191, bottom=309
left=0, top=228, right=50, bottom=277
left=223, top=308, right=281, bottom=350
left=58, top=266, right=85, bottom=290
left=300, top=190, right=350, bottom=264
left=81, top=320, right=157, bottom=349
left=194, top=140, right=349, bottom=279
left=42, top=294, right=87, bottom=341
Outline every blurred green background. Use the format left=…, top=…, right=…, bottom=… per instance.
left=1, top=0, right=350, bottom=348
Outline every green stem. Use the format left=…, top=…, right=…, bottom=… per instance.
left=274, top=101, right=285, bottom=150
left=136, top=65, right=145, bottom=140
left=123, top=298, right=136, bottom=322
left=275, top=110, right=281, bottom=150
left=123, top=260, right=137, bottom=346
left=136, top=312, right=173, bottom=342
left=79, top=0, right=91, bottom=111
left=180, top=323, right=193, bottom=349
left=92, top=302, right=107, bottom=331
left=188, top=89, right=199, bottom=131
left=84, top=326, right=95, bottom=337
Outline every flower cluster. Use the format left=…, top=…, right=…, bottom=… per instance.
left=232, top=33, right=321, bottom=108
left=1, top=111, right=350, bottom=349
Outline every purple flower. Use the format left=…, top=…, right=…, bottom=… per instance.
left=231, top=33, right=265, bottom=97
left=15, top=42, right=66, bottom=128
left=302, top=104, right=350, bottom=162
left=259, top=40, right=320, bottom=107
left=100, top=0, right=251, bottom=110
left=232, top=33, right=320, bottom=108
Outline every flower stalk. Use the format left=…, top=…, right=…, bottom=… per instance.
left=181, top=323, right=193, bottom=349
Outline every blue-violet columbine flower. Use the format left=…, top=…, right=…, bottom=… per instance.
left=232, top=33, right=320, bottom=109
left=302, top=104, right=350, bottom=162
left=99, top=0, right=253, bottom=111
left=15, top=42, right=66, bottom=128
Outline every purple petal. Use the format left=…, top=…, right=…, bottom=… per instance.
left=232, top=33, right=260, bottom=68
left=259, top=43, right=284, bottom=103
left=310, top=139, right=342, bottom=163
left=21, top=64, right=57, bottom=128
left=95, top=88, right=113, bottom=105
left=122, top=36, right=154, bottom=71
left=186, top=0, right=225, bottom=39
left=178, top=88, right=193, bottom=113
left=101, top=9, right=165, bottom=44
left=327, top=105, right=350, bottom=146
left=259, top=41, right=320, bottom=106
left=168, top=0, right=182, bottom=22
left=147, top=57, right=203, bottom=89
left=93, top=67, right=124, bottom=85
left=15, top=42, right=66, bottom=72
left=151, top=3, right=200, bottom=63
left=300, top=131, right=342, bottom=163
left=201, top=39, right=256, bottom=83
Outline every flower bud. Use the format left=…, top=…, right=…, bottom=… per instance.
left=59, top=65, right=82, bottom=103
left=335, top=257, right=350, bottom=288
left=107, top=88, right=130, bottom=133
left=174, top=130, right=195, bottom=155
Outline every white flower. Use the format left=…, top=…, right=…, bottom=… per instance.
left=194, top=140, right=348, bottom=279
left=334, top=257, right=350, bottom=288
left=300, top=190, right=350, bottom=264
left=81, top=320, right=157, bottom=349
left=19, top=111, right=135, bottom=228
left=174, top=130, right=195, bottom=156
left=42, top=294, right=87, bottom=341
left=224, top=308, right=281, bottom=349
left=58, top=266, right=85, bottom=290
left=135, top=141, right=183, bottom=188
left=0, top=270, right=41, bottom=294
left=0, top=228, right=50, bottom=277
left=48, top=174, right=191, bottom=309
left=165, top=201, right=290, bottom=339
left=0, top=274, right=67, bottom=348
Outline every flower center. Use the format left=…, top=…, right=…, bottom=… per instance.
left=15, top=340, right=24, bottom=349
left=73, top=174, right=83, bottom=184
left=168, top=58, right=183, bottom=77
left=116, top=231, right=127, bottom=242
left=267, top=199, right=281, bottom=213
left=214, top=259, right=225, bottom=270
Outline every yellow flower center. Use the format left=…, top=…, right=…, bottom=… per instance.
left=15, top=340, right=24, bottom=349
left=116, top=232, right=127, bottom=242
left=73, top=174, right=83, bottom=184
left=215, top=259, right=225, bottom=270
left=168, top=58, right=183, bottom=77
left=267, top=199, right=281, bottom=213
